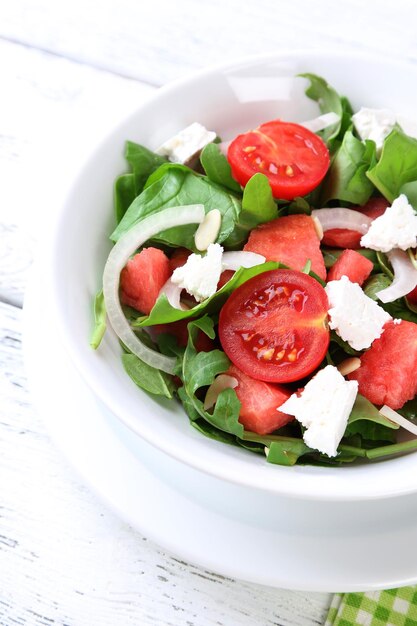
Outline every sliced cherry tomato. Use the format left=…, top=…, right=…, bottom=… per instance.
left=219, top=269, right=329, bottom=383
left=227, top=120, right=330, bottom=200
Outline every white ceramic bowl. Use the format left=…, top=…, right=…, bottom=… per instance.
left=46, top=50, right=417, bottom=501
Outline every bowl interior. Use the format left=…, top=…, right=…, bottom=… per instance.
left=47, top=50, right=417, bottom=500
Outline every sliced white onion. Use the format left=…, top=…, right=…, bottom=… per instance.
left=103, top=204, right=205, bottom=374
left=222, top=251, right=266, bottom=271
left=301, top=112, right=340, bottom=133
left=311, top=208, right=372, bottom=234
left=376, top=249, right=417, bottom=303
left=159, top=278, right=185, bottom=310
left=203, top=375, right=238, bottom=411
left=380, top=405, right=417, bottom=436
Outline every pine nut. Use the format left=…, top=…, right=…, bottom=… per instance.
left=194, top=209, right=222, bottom=251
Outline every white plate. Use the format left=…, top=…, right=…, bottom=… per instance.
left=24, top=269, right=417, bottom=592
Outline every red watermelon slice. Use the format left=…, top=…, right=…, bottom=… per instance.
left=243, top=214, right=326, bottom=280
left=227, top=364, right=293, bottom=434
left=327, top=249, right=373, bottom=286
left=348, top=320, right=417, bottom=409
left=120, top=247, right=171, bottom=314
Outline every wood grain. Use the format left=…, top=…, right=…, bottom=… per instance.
left=0, top=301, right=331, bottom=625
left=0, top=0, right=416, bottom=85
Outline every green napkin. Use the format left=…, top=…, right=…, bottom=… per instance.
left=325, top=588, right=417, bottom=626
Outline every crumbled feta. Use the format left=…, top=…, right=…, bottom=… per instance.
left=156, top=122, right=216, bottom=164
left=325, top=276, right=391, bottom=350
left=352, top=107, right=396, bottom=153
left=393, top=318, right=402, bottom=325
left=171, top=243, right=223, bottom=302
left=360, top=194, right=417, bottom=252
left=279, top=365, right=358, bottom=457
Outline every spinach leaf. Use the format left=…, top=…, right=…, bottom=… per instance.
left=121, top=352, right=175, bottom=398
left=320, top=132, right=376, bottom=205
left=398, top=397, right=417, bottom=420
left=266, top=439, right=311, bottom=466
left=200, top=143, right=242, bottom=193
left=114, top=174, right=137, bottom=223
left=299, top=73, right=344, bottom=141
left=366, top=129, right=417, bottom=202
left=135, top=261, right=279, bottom=327
left=400, top=181, right=417, bottom=210
left=241, top=173, right=277, bottom=227
left=111, top=164, right=241, bottom=250
left=125, top=141, right=167, bottom=192
left=288, top=196, right=311, bottom=215
left=345, top=393, right=398, bottom=441
left=190, top=416, right=240, bottom=445
left=90, top=290, right=107, bottom=349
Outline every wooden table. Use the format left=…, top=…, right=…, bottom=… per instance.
left=1, top=1, right=416, bottom=623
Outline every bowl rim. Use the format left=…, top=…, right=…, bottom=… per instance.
left=43, top=47, right=417, bottom=502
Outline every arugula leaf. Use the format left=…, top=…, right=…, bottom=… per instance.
left=366, top=129, right=417, bottom=202
left=190, top=416, right=240, bottom=445
left=320, top=132, right=376, bottom=205
left=299, top=73, right=344, bottom=141
left=114, top=174, right=137, bottom=223
left=136, top=261, right=279, bottom=327
left=179, top=317, right=244, bottom=437
left=111, top=164, right=241, bottom=250
left=200, top=143, right=242, bottom=193
left=121, top=353, right=175, bottom=398
left=345, top=393, right=398, bottom=441
left=90, top=290, right=107, bottom=349
left=288, top=196, right=311, bottom=215
left=241, top=173, right=277, bottom=226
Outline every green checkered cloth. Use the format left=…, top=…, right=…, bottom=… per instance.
left=325, top=588, right=417, bottom=626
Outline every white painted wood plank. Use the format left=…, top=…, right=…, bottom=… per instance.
left=0, top=301, right=331, bottom=625
left=0, top=0, right=416, bottom=85
left=0, top=39, right=154, bottom=307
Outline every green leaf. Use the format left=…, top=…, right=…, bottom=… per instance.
left=299, top=73, right=344, bottom=141
left=345, top=393, right=398, bottom=441
left=398, top=397, right=417, bottom=420
left=190, top=416, right=240, bottom=445
left=135, top=261, right=279, bottom=326
left=366, top=129, right=417, bottom=202
left=111, top=164, right=241, bottom=250
left=329, top=330, right=361, bottom=356
left=200, top=143, right=242, bottom=193
left=320, top=132, right=376, bottom=205
left=121, top=353, right=175, bottom=398
left=125, top=140, right=167, bottom=192
left=288, top=196, right=311, bottom=215
left=364, top=274, right=417, bottom=322
left=179, top=317, right=244, bottom=438
left=266, top=439, right=311, bottom=466
left=400, top=181, right=417, bottom=210
left=114, top=174, right=137, bottom=223
left=90, top=290, right=107, bottom=349
left=241, top=173, right=277, bottom=227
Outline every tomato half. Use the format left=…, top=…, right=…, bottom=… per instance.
left=218, top=269, right=330, bottom=383
left=227, top=120, right=330, bottom=200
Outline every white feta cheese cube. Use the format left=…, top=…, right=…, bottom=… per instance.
left=325, top=275, right=391, bottom=351
left=352, top=107, right=396, bottom=153
left=279, top=365, right=358, bottom=457
left=171, top=243, right=223, bottom=302
left=360, top=194, right=417, bottom=252
left=156, top=122, right=216, bottom=164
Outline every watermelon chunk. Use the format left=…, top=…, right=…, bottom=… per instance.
left=227, top=364, right=293, bottom=434
left=120, top=247, right=171, bottom=314
left=327, top=249, right=373, bottom=286
left=348, top=320, right=417, bottom=409
left=322, top=197, right=389, bottom=249
left=169, top=247, right=191, bottom=272
left=243, top=214, right=326, bottom=280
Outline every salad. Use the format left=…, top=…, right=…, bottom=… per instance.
left=92, top=73, right=417, bottom=467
